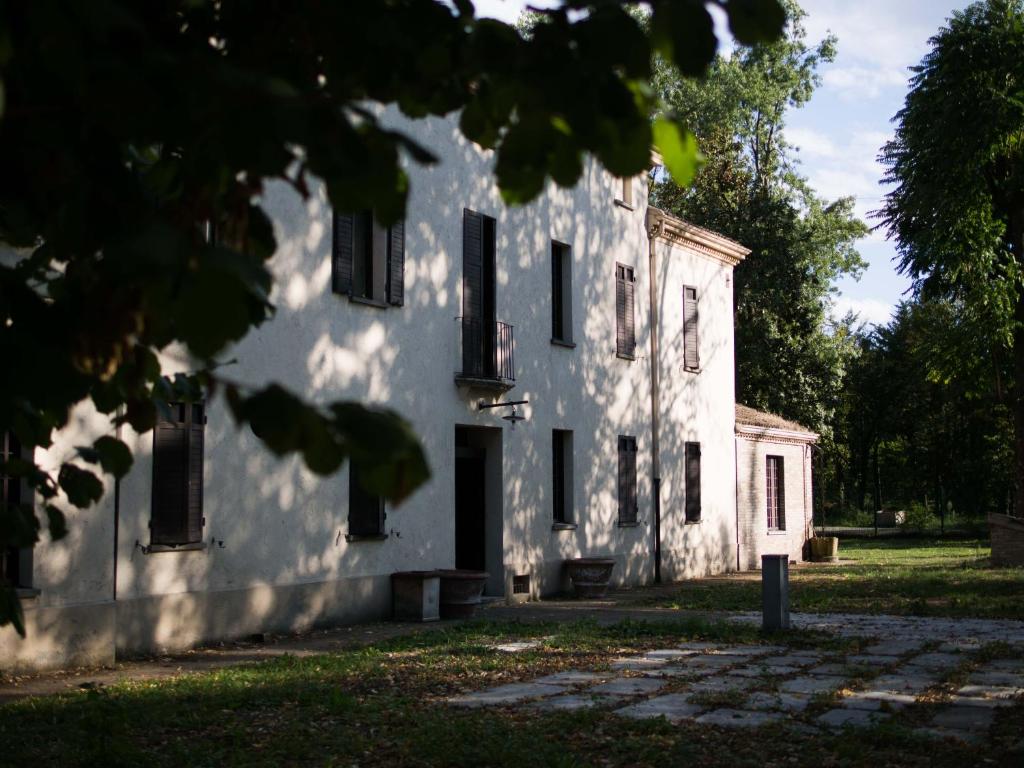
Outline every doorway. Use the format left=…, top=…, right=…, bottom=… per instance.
left=454, top=426, right=503, bottom=596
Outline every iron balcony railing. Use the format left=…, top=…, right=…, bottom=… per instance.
left=458, top=318, right=515, bottom=384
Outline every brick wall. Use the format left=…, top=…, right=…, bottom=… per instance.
left=735, top=437, right=813, bottom=570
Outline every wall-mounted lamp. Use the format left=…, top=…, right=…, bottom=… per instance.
left=479, top=399, right=530, bottom=430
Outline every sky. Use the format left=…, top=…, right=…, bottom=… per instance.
left=473, top=0, right=973, bottom=328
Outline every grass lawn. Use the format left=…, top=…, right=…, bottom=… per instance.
left=2, top=618, right=1023, bottom=768
left=638, top=537, right=1024, bottom=620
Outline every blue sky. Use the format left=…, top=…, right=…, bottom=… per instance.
left=474, top=0, right=972, bottom=327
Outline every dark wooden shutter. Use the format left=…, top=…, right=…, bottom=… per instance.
left=618, top=436, right=638, bottom=523
left=186, top=404, right=205, bottom=543
left=683, top=285, right=699, bottom=370
left=151, top=405, right=189, bottom=545
left=332, top=211, right=354, bottom=296
left=349, top=463, right=385, bottom=537
left=462, top=209, right=484, bottom=375
left=685, top=441, right=702, bottom=523
left=553, top=430, right=565, bottom=523
left=387, top=219, right=405, bottom=306
left=552, top=243, right=564, bottom=340
left=616, top=265, right=635, bottom=357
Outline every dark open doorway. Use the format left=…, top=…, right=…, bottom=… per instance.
left=454, top=425, right=503, bottom=596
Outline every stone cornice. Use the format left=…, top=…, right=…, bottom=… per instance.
left=647, top=207, right=751, bottom=268
left=735, top=423, right=819, bottom=445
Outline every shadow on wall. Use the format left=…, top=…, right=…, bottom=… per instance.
left=19, top=111, right=739, bottom=661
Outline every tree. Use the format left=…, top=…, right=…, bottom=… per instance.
left=0, top=1, right=786, bottom=634
left=877, top=0, right=1024, bottom=516
left=650, top=0, right=866, bottom=447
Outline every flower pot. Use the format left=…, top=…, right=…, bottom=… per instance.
left=437, top=569, right=489, bottom=619
left=809, top=537, right=839, bottom=563
left=565, top=557, right=616, bottom=598
left=391, top=571, right=441, bottom=622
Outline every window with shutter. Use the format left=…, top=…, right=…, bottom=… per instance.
left=332, top=210, right=405, bottom=306
left=1, top=430, right=33, bottom=589
left=683, top=285, right=700, bottom=372
left=767, top=455, right=786, bottom=530
left=615, top=264, right=636, bottom=359
left=551, top=241, right=573, bottom=344
left=617, top=435, right=638, bottom=525
left=348, top=462, right=386, bottom=539
left=685, top=441, right=702, bottom=523
left=151, top=402, right=205, bottom=546
left=552, top=430, right=574, bottom=524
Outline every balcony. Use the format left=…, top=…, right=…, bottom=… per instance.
left=455, top=318, right=516, bottom=391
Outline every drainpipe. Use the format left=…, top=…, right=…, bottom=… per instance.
left=734, top=436, right=741, bottom=571
left=647, top=212, right=666, bottom=584
left=112, top=410, right=122, bottom=603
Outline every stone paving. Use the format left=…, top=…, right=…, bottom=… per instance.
left=447, top=614, right=1024, bottom=744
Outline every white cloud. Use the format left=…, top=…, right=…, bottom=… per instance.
left=787, top=127, right=837, bottom=159
left=830, top=296, right=895, bottom=327
left=822, top=66, right=910, bottom=100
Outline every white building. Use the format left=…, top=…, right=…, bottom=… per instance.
left=1, top=114, right=814, bottom=672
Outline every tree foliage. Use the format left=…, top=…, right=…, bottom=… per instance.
left=0, top=0, right=785, bottom=635
left=877, top=0, right=1024, bottom=516
left=650, top=0, right=866, bottom=444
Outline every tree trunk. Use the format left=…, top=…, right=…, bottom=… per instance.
left=1014, top=213, right=1024, bottom=519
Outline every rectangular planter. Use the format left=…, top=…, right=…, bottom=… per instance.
left=391, top=571, right=441, bottom=622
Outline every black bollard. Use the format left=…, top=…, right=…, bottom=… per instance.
left=761, top=554, right=790, bottom=631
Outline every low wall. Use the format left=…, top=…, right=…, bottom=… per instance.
left=989, top=513, right=1024, bottom=567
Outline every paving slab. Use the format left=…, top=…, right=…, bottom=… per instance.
left=727, top=664, right=800, bottom=678
left=956, top=684, right=1024, bottom=700
left=447, top=682, right=566, bottom=707
left=949, top=694, right=1020, bottom=709
left=590, top=677, right=667, bottom=696
left=534, top=670, right=606, bottom=685
left=870, top=674, right=938, bottom=694
left=987, top=658, right=1024, bottom=672
left=807, top=663, right=851, bottom=676
left=913, top=727, right=985, bottom=744
left=682, top=655, right=739, bottom=668
left=746, top=691, right=811, bottom=713
left=779, top=676, right=846, bottom=695
left=844, top=654, right=901, bottom=667
left=530, top=694, right=607, bottom=711
left=689, top=675, right=759, bottom=694
left=760, top=654, right=823, bottom=667
left=610, top=657, right=669, bottom=671
left=843, top=690, right=917, bottom=706
left=863, top=640, right=927, bottom=656
left=713, top=645, right=787, bottom=657
left=614, top=694, right=705, bottom=723
left=938, top=641, right=984, bottom=654
left=649, top=665, right=719, bottom=679
left=696, top=708, right=785, bottom=728
left=931, top=705, right=995, bottom=732
left=676, top=642, right=729, bottom=652
left=644, top=649, right=700, bottom=660
left=491, top=641, right=543, bottom=653
left=966, top=671, right=1024, bottom=687
left=903, top=652, right=963, bottom=671
left=817, top=708, right=889, bottom=728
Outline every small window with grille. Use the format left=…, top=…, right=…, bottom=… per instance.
left=766, top=455, right=786, bottom=531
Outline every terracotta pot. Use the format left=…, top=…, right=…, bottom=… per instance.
left=809, top=537, right=839, bottom=563
left=565, top=557, right=616, bottom=598
left=391, top=571, right=441, bottom=622
left=437, top=569, right=489, bottom=619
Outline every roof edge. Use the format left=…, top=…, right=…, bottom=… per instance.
left=735, top=423, right=819, bottom=444
left=646, top=207, right=751, bottom=267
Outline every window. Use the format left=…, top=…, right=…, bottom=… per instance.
left=332, top=210, right=405, bottom=306
left=617, top=435, right=638, bottom=525
left=616, top=177, right=634, bottom=208
left=683, top=285, right=699, bottom=372
left=615, top=263, right=636, bottom=359
left=552, top=429, right=574, bottom=525
left=767, top=455, right=786, bottom=531
left=685, top=441, right=701, bottom=523
left=551, top=241, right=573, bottom=344
left=348, top=462, right=386, bottom=539
left=151, top=402, right=205, bottom=546
left=1, top=430, right=32, bottom=589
